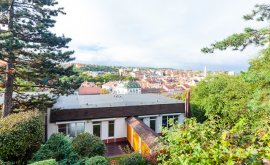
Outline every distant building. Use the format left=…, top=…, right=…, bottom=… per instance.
left=228, top=71, right=235, bottom=76
left=113, top=81, right=141, bottom=94
left=78, top=81, right=102, bottom=95
left=84, top=71, right=105, bottom=77
left=102, top=81, right=118, bottom=92
left=204, top=66, right=207, bottom=77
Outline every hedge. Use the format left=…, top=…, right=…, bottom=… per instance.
left=28, top=159, right=57, bottom=165
left=85, top=156, right=107, bottom=165
left=72, top=132, right=106, bottom=157
left=0, top=111, right=43, bottom=163
left=120, top=153, right=148, bottom=165
left=31, top=133, right=78, bottom=164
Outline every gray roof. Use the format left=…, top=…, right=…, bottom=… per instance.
left=53, top=94, right=183, bottom=109
left=0, top=92, right=51, bottom=105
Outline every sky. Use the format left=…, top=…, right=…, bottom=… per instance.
left=54, top=0, right=269, bottom=72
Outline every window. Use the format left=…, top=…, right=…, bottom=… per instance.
left=58, top=122, right=85, bottom=137
left=162, top=115, right=179, bottom=127
left=93, top=121, right=101, bottom=137
left=162, top=116, right=168, bottom=127
left=108, top=121, right=114, bottom=137
left=58, top=124, right=67, bottom=135
left=150, top=117, right=156, bottom=132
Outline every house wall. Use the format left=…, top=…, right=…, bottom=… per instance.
left=139, top=113, right=185, bottom=134
left=47, top=108, right=58, bottom=138
left=47, top=112, right=127, bottom=142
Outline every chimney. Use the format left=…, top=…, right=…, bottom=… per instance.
left=185, top=90, right=192, bottom=118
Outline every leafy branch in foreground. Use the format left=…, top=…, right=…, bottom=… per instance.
left=201, top=4, right=270, bottom=53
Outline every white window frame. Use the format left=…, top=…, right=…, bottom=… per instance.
left=108, top=120, right=115, bottom=138
left=57, top=122, right=85, bottom=137
left=92, top=121, right=102, bottom=137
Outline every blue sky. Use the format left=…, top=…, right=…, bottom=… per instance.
left=54, top=0, right=268, bottom=71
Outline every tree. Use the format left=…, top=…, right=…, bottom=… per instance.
left=0, top=0, right=78, bottom=117
left=201, top=3, right=270, bottom=122
left=158, top=3, right=270, bottom=163
left=201, top=4, right=270, bottom=53
left=191, top=74, right=252, bottom=124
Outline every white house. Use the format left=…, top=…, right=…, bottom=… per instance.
left=113, top=81, right=141, bottom=94
left=47, top=94, right=189, bottom=147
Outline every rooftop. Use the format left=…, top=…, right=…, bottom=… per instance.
left=53, top=93, right=183, bottom=109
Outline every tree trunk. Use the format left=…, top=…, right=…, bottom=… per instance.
left=1, top=0, right=15, bottom=118
left=2, top=62, right=14, bottom=117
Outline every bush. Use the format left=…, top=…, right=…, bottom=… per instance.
left=31, top=133, right=78, bottom=164
left=72, top=132, right=106, bottom=157
left=29, top=159, right=57, bottom=165
left=0, top=111, right=43, bottom=164
left=144, top=152, right=160, bottom=165
left=120, top=153, right=148, bottom=165
left=85, top=156, right=107, bottom=165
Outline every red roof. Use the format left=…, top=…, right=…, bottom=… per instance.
left=78, top=86, right=102, bottom=95
left=78, top=81, right=102, bottom=95
left=183, top=84, right=190, bottom=88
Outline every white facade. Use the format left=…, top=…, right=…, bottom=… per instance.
left=47, top=107, right=185, bottom=140
left=138, top=113, right=185, bottom=133
left=47, top=110, right=127, bottom=140
left=113, top=81, right=142, bottom=94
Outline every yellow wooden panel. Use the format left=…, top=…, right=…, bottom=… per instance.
left=133, top=132, right=140, bottom=152
left=127, top=125, right=132, bottom=144
left=141, top=141, right=151, bottom=155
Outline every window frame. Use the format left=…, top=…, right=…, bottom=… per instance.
left=149, top=117, right=156, bottom=132
left=162, top=115, right=179, bottom=127
left=108, top=120, right=115, bottom=137
left=58, top=122, right=85, bottom=137
left=93, top=121, right=102, bottom=137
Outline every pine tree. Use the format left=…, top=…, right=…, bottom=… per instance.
left=0, top=0, right=77, bottom=117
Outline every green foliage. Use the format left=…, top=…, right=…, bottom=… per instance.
left=120, top=153, right=148, bottom=165
left=32, top=133, right=78, bottom=165
left=12, top=93, right=56, bottom=113
left=80, top=65, right=119, bottom=72
left=72, top=132, right=106, bottom=158
left=0, top=0, right=80, bottom=115
left=191, top=74, right=252, bottom=124
left=159, top=3, right=270, bottom=164
left=244, top=47, right=270, bottom=118
left=85, top=156, right=107, bottom=165
left=0, top=111, right=43, bottom=164
left=29, top=159, right=57, bottom=165
left=159, top=118, right=270, bottom=164
left=201, top=4, right=270, bottom=53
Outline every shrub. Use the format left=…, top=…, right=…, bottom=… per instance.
left=85, top=156, right=107, bottom=165
left=29, top=159, right=57, bottom=165
left=120, top=153, right=148, bottom=165
left=31, top=133, right=78, bottom=164
left=72, top=132, right=106, bottom=157
left=0, top=111, right=43, bottom=164
left=144, top=152, right=160, bottom=165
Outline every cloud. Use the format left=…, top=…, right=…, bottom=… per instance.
left=54, top=0, right=268, bottom=71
